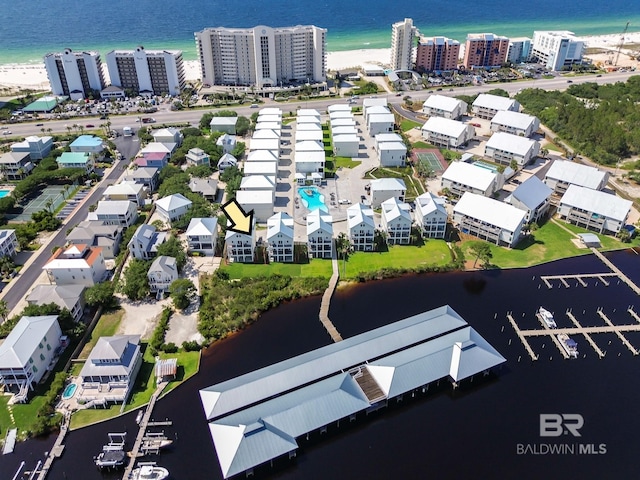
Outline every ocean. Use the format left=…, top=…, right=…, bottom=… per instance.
left=1, top=0, right=640, bottom=64
left=1, top=251, right=639, bottom=479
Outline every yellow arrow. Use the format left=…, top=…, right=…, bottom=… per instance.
left=221, top=198, right=254, bottom=235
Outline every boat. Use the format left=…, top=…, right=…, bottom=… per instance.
left=131, top=464, right=170, bottom=480
left=136, top=409, right=144, bottom=425
left=94, top=447, right=126, bottom=469
left=557, top=333, right=579, bottom=359
left=537, top=307, right=557, bottom=328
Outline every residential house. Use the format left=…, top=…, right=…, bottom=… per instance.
left=127, top=224, right=167, bottom=260
left=441, top=161, right=498, bottom=198
left=236, top=190, right=274, bottom=222
left=123, top=167, right=159, bottom=192
left=103, top=181, right=147, bottom=207
left=243, top=161, right=278, bottom=177
left=147, top=256, right=178, bottom=293
left=66, top=220, right=123, bottom=259
left=422, top=95, right=468, bottom=120
left=152, top=127, right=183, bottom=146
left=255, top=121, right=282, bottom=133
left=367, top=111, right=395, bottom=136
left=11, top=135, right=53, bottom=160
left=210, top=116, right=238, bottom=134
left=558, top=185, right=632, bottom=234
left=217, top=153, right=238, bottom=172
left=370, top=178, right=406, bottom=208
left=505, top=176, right=552, bottom=223
left=347, top=203, right=375, bottom=251
left=306, top=210, right=333, bottom=259
left=43, top=244, right=107, bottom=287
left=57, top=152, right=94, bottom=173
left=484, top=132, right=540, bottom=167
left=543, top=159, right=609, bottom=197
left=415, top=192, right=448, bottom=239
left=69, top=135, right=104, bottom=157
left=421, top=117, right=475, bottom=148
left=471, top=94, right=520, bottom=120
left=185, top=148, right=210, bottom=167
left=156, top=193, right=193, bottom=223
left=327, top=104, right=352, bottom=114
left=26, top=285, right=85, bottom=322
left=134, top=151, right=169, bottom=169
left=490, top=110, right=540, bottom=137
left=186, top=217, right=218, bottom=256
left=381, top=197, right=412, bottom=245
left=247, top=150, right=278, bottom=162
left=139, top=141, right=175, bottom=159
left=225, top=222, right=256, bottom=263
left=0, top=151, right=34, bottom=180
left=377, top=140, right=407, bottom=167
left=266, top=212, right=294, bottom=263
left=296, top=129, right=323, bottom=142
left=91, top=200, right=138, bottom=227
left=240, top=175, right=275, bottom=202
left=331, top=126, right=358, bottom=137
left=0, top=229, right=18, bottom=258
left=189, top=177, right=218, bottom=202
left=453, top=192, right=526, bottom=247
left=333, top=134, right=360, bottom=158
left=216, top=134, right=237, bottom=154
left=330, top=118, right=357, bottom=129
left=0, top=315, right=62, bottom=392
left=249, top=138, right=280, bottom=155
left=252, top=129, right=280, bottom=140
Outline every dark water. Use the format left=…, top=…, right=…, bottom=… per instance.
left=2, top=251, right=639, bottom=480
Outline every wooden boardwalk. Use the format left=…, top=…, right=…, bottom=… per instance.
left=520, top=324, right=640, bottom=336
left=35, top=413, right=70, bottom=480
left=540, top=273, right=617, bottom=289
left=591, top=248, right=640, bottom=295
left=565, top=311, right=605, bottom=358
left=596, top=309, right=639, bottom=355
left=506, top=313, right=538, bottom=361
left=318, top=249, right=343, bottom=343
left=628, top=308, right=640, bottom=323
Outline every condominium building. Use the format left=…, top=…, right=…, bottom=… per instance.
left=390, top=18, right=418, bottom=71
left=507, top=37, right=532, bottom=64
left=415, top=36, right=460, bottom=72
left=195, top=25, right=327, bottom=88
left=531, top=31, right=584, bottom=71
left=44, top=48, right=106, bottom=99
left=462, top=33, right=509, bottom=70
left=105, top=46, right=186, bottom=96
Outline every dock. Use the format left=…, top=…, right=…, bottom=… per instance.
left=533, top=310, right=569, bottom=359
left=597, top=309, right=639, bottom=355
left=506, top=312, right=538, bottom=361
left=540, top=273, right=617, bottom=289
left=318, top=249, right=343, bottom=343
left=565, top=311, right=605, bottom=358
left=35, top=412, right=70, bottom=480
left=591, top=248, right=640, bottom=295
left=2, top=428, right=17, bottom=455
left=628, top=307, right=640, bottom=323
left=520, top=324, right=640, bottom=336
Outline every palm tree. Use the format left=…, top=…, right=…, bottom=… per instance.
left=335, top=233, right=352, bottom=277
left=40, top=128, right=45, bottom=135
left=0, top=299, right=8, bottom=322
left=46, top=128, right=52, bottom=135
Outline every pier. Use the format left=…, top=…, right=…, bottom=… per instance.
left=597, top=309, right=639, bottom=355
left=533, top=310, right=569, bottom=359
left=318, top=249, right=343, bottom=343
left=540, top=273, right=617, bottom=289
left=628, top=307, right=640, bottom=323
left=506, top=312, right=538, bottom=361
left=565, top=311, right=605, bottom=358
left=35, top=413, right=70, bottom=480
left=591, top=248, right=640, bottom=295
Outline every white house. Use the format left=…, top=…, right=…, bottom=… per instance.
left=217, top=153, right=238, bottom=172
left=421, top=117, right=475, bottom=148
left=186, top=217, right=218, bottom=256
left=370, top=178, right=406, bottom=208
left=266, top=212, right=294, bottom=263
left=364, top=103, right=389, bottom=124
left=243, top=161, right=278, bottom=177
left=240, top=175, right=276, bottom=201
left=381, top=197, right=412, bottom=245
left=505, top=175, right=553, bottom=223
left=367, top=112, right=395, bottom=136
left=441, top=161, right=498, bottom=197
left=484, top=132, right=540, bottom=167
left=225, top=222, right=255, bottom=263
left=415, top=192, right=448, bottom=239
left=297, top=115, right=321, bottom=126
left=92, top=200, right=138, bottom=227
left=210, top=116, right=238, bottom=134
left=0, top=315, right=62, bottom=393
left=558, top=185, right=632, bottom=234
left=332, top=126, right=358, bottom=136
left=156, top=193, right=193, bottom=223
left=127, top=224, right=167, bottom=260
left=185, top=148, right=210, bottom=167
left=329, top=111, right=354, bottom=122
left=0, top=151, right=34, bottom=180
left=250, top=138, right=280, bottom=155
left=216, top=133, right=237, bottom=153
left=296, top=129, right=323, bottom=142
left=252, top=129, right=280, bottom=140
left=236, top=190, right=274, bottom=223
left=26, top=284, right=85, bottom=322
left=147, top=255, right=178, bottom=294
left=328, top=104, right=352, bottom=114
left=490, top=110, right=540, bottom=137
left=453, top=192, right=526, bottom=247
left=295, top=151, right=326, bottom=175
left=255, top=122, right=282, bottom=133
left=295, top=122, right=322, bottom=132
left=0, top=229, right=18, bottom=258
left=43, top=244, right=107, bottom=287
left=347, top=203, right=375, bottom=251
left=472, top=94, right=520, bottom=119
left=422, top=95, right=468, bottom=120
left=298, top=108, right=321, bottom=117
left=66, top=220, right=123, bottom=259
left=247, top=150, right=278, bottom=163
left=333, top=134, right=360, bottom=158
left=543, top=159, right=609, bottom=196
left=377, top=141, right=407, bottom=167
left=306, top=210, right=333, bottom=259
left=103, top=182, right=147, bottom=207
left=152, top=127, right=183, bottom=146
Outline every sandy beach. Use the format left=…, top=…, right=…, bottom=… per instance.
left=0, top=32, right=638, bottom=93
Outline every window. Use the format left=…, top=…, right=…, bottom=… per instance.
left=40, top=353, right=45, bottom=361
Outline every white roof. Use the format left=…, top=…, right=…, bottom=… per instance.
left=416, top=192, right=447, bottom=216
left=297, top=109, right=320, bottom=117
left=249, top=138, right=279, bottom=152
left=295, top=130, right=323, bottom=142
left=210, top=117, right=238, bottom=126
left=331, top=126, right=358, bottom=136
left=257, top=114, right=281, bottom=123
left=139, top=142, right=172, bottom=154
left=422, top=117, right=471, bottom=137
left=454, top=192, right=526, bottom=232
left=296, top=123, right=322, bottom=131
left=255, top=122, right=281, bottom=131
left=247, top=150, right=278, bottom=162
left=241, top=175, right=275, bottom=190
left=423, top=95, right=466, bottom=113
left=327, top=104, right=352, bottom=113
left=218, top=153, right=238, bottom=166
left=243, top=161, right=277, bottom=175
left=330, top=119, right=356, bottom=127
left=94, top=200, right=135, bottom=215
left=491, top=110, right=538, bottom=130
left=560, top=185, right=632, bottom=222
left=0, top=316, right=59, bottom=368
left=378, top=141, right=406, bottom=152
left=156, top=193, right=192, bottom=212
left=486, top=132, right=538, bottom=156
left=267, top=212, right=294, bottom=240
left=368, top=113, right=395, bottom=123
left=366, top=105, right=391, bottom=115
left=186, top=217, right=218, bottom=237
left=252, top=129, right=279, bottom=139
left=347, top=203, right=375, bottom=229
left=296, top=115, right=321, bottom=124
left=149, top=255, right=177, bottom=276
left=375, top=133, right=403, bottom=143
left=236, top=189, right=274, bottom=205
left=329, top=111, right=353, bottom=120
left=473, top=93, right=519, bottom=111
left=442, top=162, right=496, bottom=191
left=545, top=160, right=608, bottom=190
left=259, top=107, right=282, bottom=116
left=363, top=98, right=387, bottom=109
left=371, top=178, right=406, bottom=191
left=153, top=127, right=181, bottom=139
left=306, top=210, right=333, bottom=236
left=104, top=182, right=144, bottom=197
left=381, top=197, right=411, bottom=223
left=295, top=140, right=323, bottom=152
left=295, top=150, right=325, bottom=164
left=332, top=134, right=359, bottom=144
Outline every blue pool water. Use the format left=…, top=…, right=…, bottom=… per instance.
left=62, top=383, right=77, bottom=400
left=298, top=186, right=328, bottom=213
left=473, top=161, right=499, bottom=173
left=0, top=190, right=10, bottom=198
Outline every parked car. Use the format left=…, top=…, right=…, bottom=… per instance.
left=85, top=124, right=95, bottom=128
left=35, top=123, right=44, bottom=126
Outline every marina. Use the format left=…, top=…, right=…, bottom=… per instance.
left=540, top=272, right=618, bottom=289
left=94, top=432, right=126, bottom=469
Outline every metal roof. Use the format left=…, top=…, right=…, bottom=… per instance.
left=70, top=135, right=102, bottom=148
left=306, top=210, right=333, bottom=236
left=560, top=184, right=632, bottom=222
left=80, top=335, right=140, bottom=378
left=0, top=316, right=60, bottom=368
left=490, top=110, right=538, bottom=131
left=148, top=255, right=177, bottom=277
left=382, top=197, right=411, bottom=224
left=186, top=217, right=218, bottom=237
left=454, top=192, right=526, bottom=232
left=415, top=192, right=447, bottom=218
left=422, top=117, right=471, bottom=137
left=472, top=94, right=519, bottom=111
left=371, top=178, right=406, bottom=192
left=26, top=284, right=85, bottom=311
left=156, top=193, right=192, bottom=212
left=423, top=94, right=467, bottom=113
left=545, top=160, right=608, bottom=190
left=57, top=152, right=91, bottom=165
left=94, top=200, right=135, bottom=215
left=267, top=212, right=294, bottom=240
left=509, top=175, right=552, bottom=210
left=347, top=203, right=375, bottom=229
left=485, top=131, right=539, bottom=156
left=442, top=161, right=496, bottom=192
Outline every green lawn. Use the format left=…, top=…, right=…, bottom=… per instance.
left=222, top=259, right=334, bottom=279
left=335, top=157, right=361, bottom=169
left=78, top=309, right=124, bottom=359
left=0, top=387, right=49, bottom=439
left=343, top=240, right=451, bottom=277
left=401, top=119, right=421, bottom=132
left=363, top=167, right=424, bottom=200
left=412, top=141, right=436, bottom=149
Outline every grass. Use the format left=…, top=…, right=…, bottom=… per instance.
left=364, top=166, right=425, bottom=201
left=412, top=141, right=436, bottom=149
left=78, top=309, right=124, bottom=359
left=335, top=157, right=361, bottom=168
left=545, top=143, right=563, bottom=152
left=342, top=240, right=451, bottom=278
left=401, top=119, right=422, bottom=132
left=222, top=259, right=333, bottom=279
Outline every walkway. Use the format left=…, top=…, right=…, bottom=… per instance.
left=540, top=273, right=616, bottom=289
left=506, top=312, right=538, bottom=361
left=591, top=248, right=640, bottom=295
left=35, top=412, right=70, bottom=480
left=318, top=249, right=343, bottom=343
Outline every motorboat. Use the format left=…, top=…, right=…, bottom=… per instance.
left=94, top=446, right=126, bottom=469
left=131, top=464, right=170, bottom=480
left=537, top=307, right=557, bottom=328
left=557, top=333, right=579, bottom=359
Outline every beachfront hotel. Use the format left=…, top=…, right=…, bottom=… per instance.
left=195, top=25, right=326, bottom=88
left=105, top=46, right=186, bottom=96
left=390, top=18, right=418, bottom=71
left=415, top=36, right=460, bottom=72
left=200, top=305, right=505, bottom=479
left=530, top=31, right=584, bottom=71
left=462, top=33, right=509, bottom=70
left=43, top=48, right=106, bottom=100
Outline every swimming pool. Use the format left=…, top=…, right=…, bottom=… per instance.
left=0, top=190, right=10, bottom=198
left=62, top=383, right=77, bottom=400
left=298, top=186, right=328, bottom=213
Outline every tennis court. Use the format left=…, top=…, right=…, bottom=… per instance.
left=6, top=185, right=71, bottom=222
left=413, top=149, right=448, bottom=173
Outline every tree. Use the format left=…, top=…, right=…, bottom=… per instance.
left=156, top=236, right=187, bottom=272
left=0, top=256, right=16, bottom=278
left=185, top=164, right=213, bottom=178
left=84, top=281, right=118, bottom=310
left=509, top=159, right=519, bottom=171
left=335, top=233, right=352, bottom=277
left=199, top=112, right=214, bottom=131
left=235, top=116, right=251, bottom=136
left=169, top=278, right=196, bottom=310
left=469, top=242, right=493, bottom=269
left=119, top=259, right=151, bottom=300
left=617, top=228, right=631, bottom=243
left=0, top=300, right=8, bottom=321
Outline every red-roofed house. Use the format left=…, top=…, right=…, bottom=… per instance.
left=43, top=244, right=107, bottom=286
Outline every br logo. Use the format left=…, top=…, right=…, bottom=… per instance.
left=540, top=414, right=584, bottom=437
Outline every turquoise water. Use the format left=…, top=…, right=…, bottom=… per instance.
left=0, top=1, right=639, bottom=64
left=298, top=186, right=328, bottom=213
left=0, top=190, right=10, bottom=198
left=473, top=161, right=500, bottom=173
left=62, top=383, right=77, bottom=400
